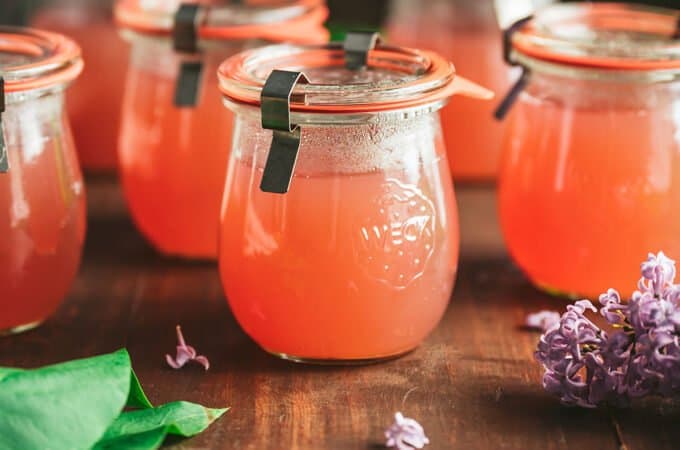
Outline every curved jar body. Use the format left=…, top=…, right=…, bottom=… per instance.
left=220, top=111, right=459, bottom=361
left=31, top=0, right=128, bottom=172
left=0, top=28, right=86, bottom=334
left=116, top=0, right=329, bottom=259
left=500, top=74, right=680, bottom=299
left=498, top=4, right=680, bottom=299
left=386, top=0, right=511, bottom=180
left=118, top=39, right=236, bottom=259
left=217, top=40, right=491, bottom=362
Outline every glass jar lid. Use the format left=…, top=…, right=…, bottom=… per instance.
left=218, top=42, right=493, bottom=117
left=0, top=27, right=83, bottom=95
left=511, top=3, right=680, bottom=71
left=115, top=0, right=329, bottom=44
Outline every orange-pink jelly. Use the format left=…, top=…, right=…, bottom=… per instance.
left=0, top=27, right=86, bottom=334
left=115, top=0, right=329, bottom=259
left=497, top=3, right=680, bottom=299
left=217, top=41, right=492, bottom=362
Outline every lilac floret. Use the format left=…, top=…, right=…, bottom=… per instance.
left=166, top=325, right=210, bottom=371
left=599, top=288, right=627, bottom=325
left=385, top=412, right=429, bottom=450
left=526, top=310, right=561, bottom=332
left=535, top=300, right=607, bottom=407
left=640, top=252, right=676, bottom=296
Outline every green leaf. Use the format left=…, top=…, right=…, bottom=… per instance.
left=0, top=349, right=132, bottom=450
left=0, top=367, right=23, bottom=382
left=127, top=369, right=153, bottom=409
left=92, top=428, right=167, bottom=450
left=0, top=350, right=225, bottom=450
left=93, top=401, right=229, bottom=450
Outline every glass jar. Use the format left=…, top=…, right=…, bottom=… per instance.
left=218, top=41, right=492, bottom=362
left=31, top=0, right=128, bottom=172
left=385, top=0, right=512, bottom=180
left=115, top=0, right=329, bottom=260
left=498, top=3, right=680, bottom=299
left=0, top=28, right=85, bottom=334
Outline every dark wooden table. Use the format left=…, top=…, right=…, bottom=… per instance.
left=1, top=180, right=678, bottom=450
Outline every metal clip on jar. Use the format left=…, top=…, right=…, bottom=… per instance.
left=114, top=0, right=329, bottom=260
left=217, top=34, right=493, bottom=363
left=496, top=3, right=680, bottom=299
left=0, top=28, right=85, bottom=335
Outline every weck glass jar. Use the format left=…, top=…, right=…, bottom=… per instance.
left=385, top=0, right=512, bottom=180
left=31, top=0, right=128, bottom=172
left=498, top=3, right=680, bottom=299
left=115, top=0, right=329, bottom=260
left=0, top=27, right=85, bottom=334
left=218, top=40, right=493, bottom=362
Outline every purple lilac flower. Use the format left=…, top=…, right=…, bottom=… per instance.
left=587, top=332, right=631, bottom=407
left=385, top=412, right=429, bottom=450
left=535, top=252, right=680, bottom=408
left=639, top=252, right=675, bottom=296
left=598, top=288, right=626, bottom=326
left=166, top=325, right=210, bottom=370
left=535, top=300, right=607, bottom=407
left=526, top=310, right=561, bottom=332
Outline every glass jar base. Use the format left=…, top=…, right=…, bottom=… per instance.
left=265, top=347, right=416, bottom=366
left=0, top=320, right=43, bottom=337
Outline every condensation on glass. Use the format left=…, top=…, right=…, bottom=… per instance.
left=497, top=3, right=680, bottom=299
left=0, top=27, right=85, bottom=335
left=114, top=0, right=329, bottom=260
left=217, top=41, right=493, bottom=363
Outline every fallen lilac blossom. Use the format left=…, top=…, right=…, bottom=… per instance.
left=166, top=325, right=210, bottom=370
left=535, top=252, right=680, bottom=407
left=385, top=412, right=429, bottom=450
left=525, top=310, right=561, bottom=332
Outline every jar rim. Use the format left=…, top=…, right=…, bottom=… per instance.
left=512, top=3, right=680, bottom=72
left=0, top=27, right=83, bottom=93
left=218, top=42, right=493, bottom=115
left=114, top=0, right=329, bottom=44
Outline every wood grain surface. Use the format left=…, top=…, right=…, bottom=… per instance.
left=1, top=179, right=678, bottom=450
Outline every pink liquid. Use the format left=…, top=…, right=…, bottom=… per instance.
left=499, top=93, right=680, bottom=299
left=219, top=155, right=458, bottom=360
left=0, top=107, right=86, bottom=332
left=118, top=54, right=232, bottom=259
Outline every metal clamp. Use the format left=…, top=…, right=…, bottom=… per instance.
left=173, top=3, right=205, bottom=107
left=260, top=70, right=309, bottom=194
left=0, top=77, right=8, bottom=173
left=173, top=3, right=202, bottom=53
left=344, top=32, right=381, bottom=70
left=494, top=15, right=533, bottom=121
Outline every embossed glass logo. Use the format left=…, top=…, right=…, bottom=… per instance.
left=354, top=179, right=436, bottom=289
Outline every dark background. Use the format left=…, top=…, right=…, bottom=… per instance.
left=327, top=0, right=678, bottom=30
left=0, top=0, right=677, bottom=29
